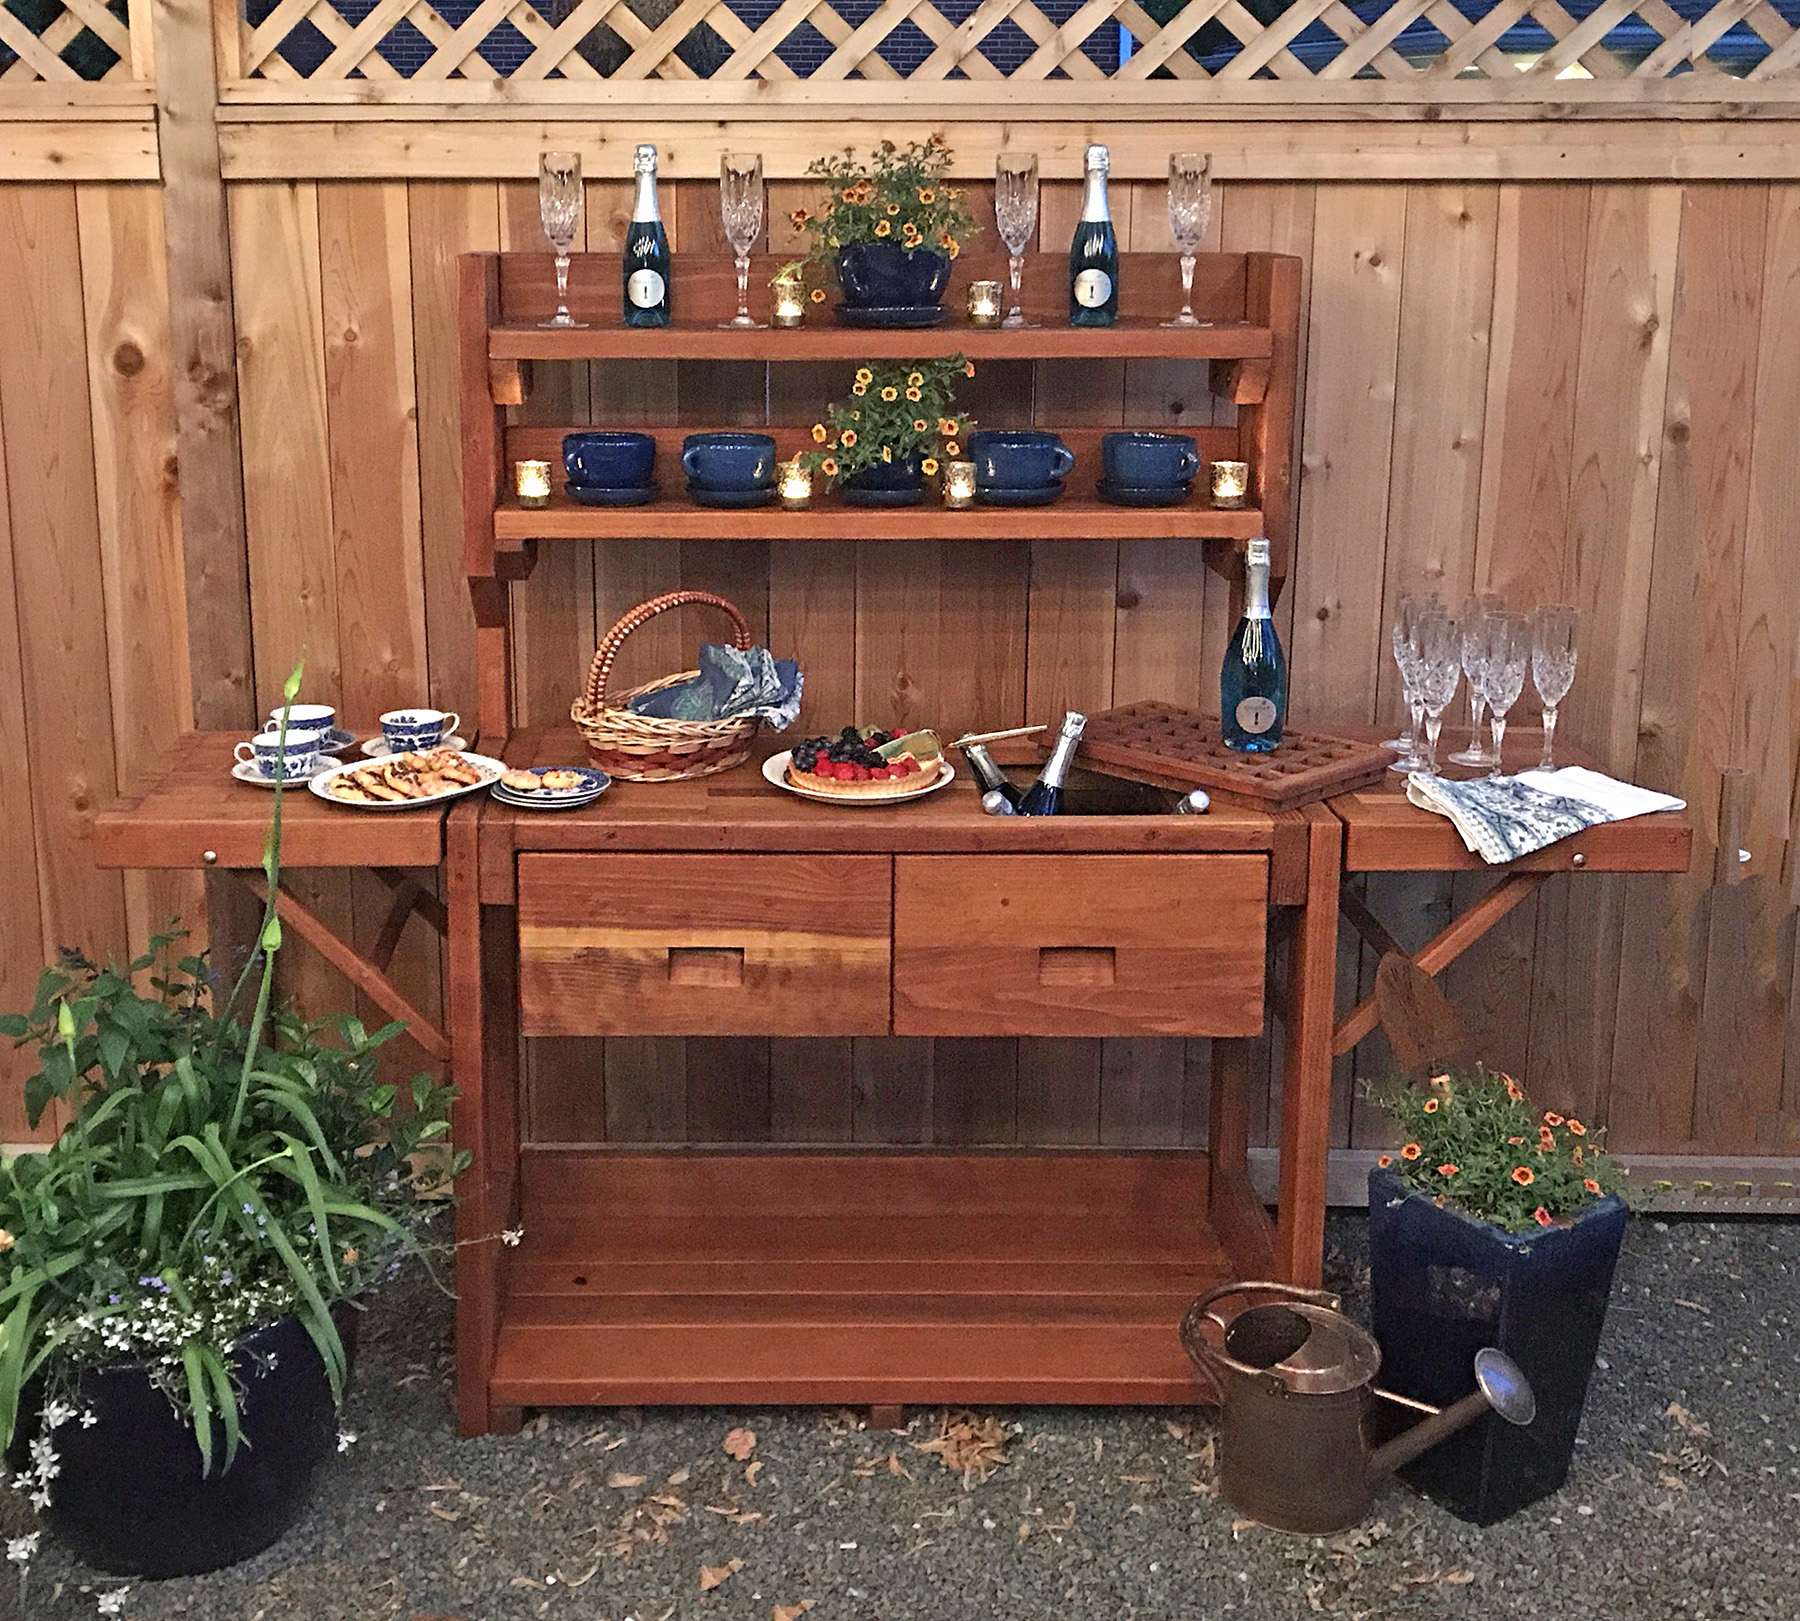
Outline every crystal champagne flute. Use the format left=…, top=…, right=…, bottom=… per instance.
left=1480, top=612, right=1530, bottom=776
left=995, top=152, right=1039, bottom=329
left=1386, top=593, right=1438, bottom=771
left=1447, top=592, right=1505, bottom=767
left=1531, top=604, right=1580, bottom=770
left=1163, top=152, right=1213, bottom=328
left=719, top=152, right=765, bottom=329
left=538, top=150, right=585, bottom=329
left=1415, top=613, right=1463, bottom=776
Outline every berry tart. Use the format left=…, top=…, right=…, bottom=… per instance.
left=787, top=727, right=937, bottom=798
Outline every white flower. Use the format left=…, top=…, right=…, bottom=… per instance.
left=29, top=1489, right=51, bottom=1511
left=6, top=1533, right=37, bottom=1564
left=28, top=1436, right=59, bottom=1480
left=97, top=1588, right=131, bottom=1615
left=41, top=1400, right=75, bottom=1431
left=500, top=1227, right=524, bottom=1248
left=337, top=1428, right=358, bottom=1454
left=79, top=1409, right=97, bottom=1428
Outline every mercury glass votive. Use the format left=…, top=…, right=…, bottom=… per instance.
left=515, top=459, right=553, bottom=508
left=1210, top=459, right=1250, bottom=509
left=967, top=280, right=1003, bottom=328
left=771, top=273, right=807, bottom=328
left=777, top=458, right=813, bottom=508
left=942, top=460, right=977, bottom=508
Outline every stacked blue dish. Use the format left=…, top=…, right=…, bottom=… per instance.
left=563, top=431, right=659, bottom=508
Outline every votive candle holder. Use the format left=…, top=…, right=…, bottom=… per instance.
left=1210, top=459, right=1250, bottom=509
left=515, top=459, right=553, bottom=508
left=771, top=273, right=807, bottom=328
left=967, top=280, right=1003, bottom=328
left=777, top=457, right=814, bottom=508
left=943, top=460, right=977, bottom=508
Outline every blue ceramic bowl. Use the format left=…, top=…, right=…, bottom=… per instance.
left=835, top=242, right=952, bottom=309
left=681, top=432, right=778, bottom=491
left=563, top=431, right=656, bottom=489
left=966, top=430, right=1076, bottom=490
left=1101, top=431, right=1200, bottom=489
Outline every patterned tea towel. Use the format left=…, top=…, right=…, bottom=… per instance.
left=625, top=642, right=803, bottom=730
left=1406, top=767, right=1685, bottom=864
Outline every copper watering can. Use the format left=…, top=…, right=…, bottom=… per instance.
left=1180, top=1281, right=1536, bottom=1535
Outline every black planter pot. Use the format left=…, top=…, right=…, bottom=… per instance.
left=839, top=452, right=925, bottom=506
left=12, top=1305, right=357, bottom=1577
left=1368, top=1167, right=1626, bottom=1525
left=835, top=242, right=952, bottom=309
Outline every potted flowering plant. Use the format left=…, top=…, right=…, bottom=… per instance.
left=0, top=667, right=463, bottom=1580
left=802, top=355, right=975, bottom=506
left=782, top=136, right=977, bottom=316
left=1367, top=1065, right=1631, bottom=1524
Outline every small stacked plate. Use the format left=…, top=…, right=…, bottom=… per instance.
left=490, top=766, right=610, bottom=812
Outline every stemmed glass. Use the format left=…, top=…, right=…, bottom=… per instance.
left=995, top=152, right=1039, bottom=329
left=1480, top=612, right=1531, bottom=776
left=1415, top=613, right=1463, bottom=776
left=1531, top=604, right=1580, bottom=770
left=538, top=150, right=586, bottom=329
left=1448, top=592, right=1505, bottom=767
left=1386, top=593, right=1438, bottom=772
left=1164, top=152, right=1213, bottom=328
left=719, top=152, right=765, bottom=329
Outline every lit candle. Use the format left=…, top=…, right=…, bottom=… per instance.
left=777, top=457, right=813, bottom=508
left=942, top=460, right=977, bottom=508
left=515, top=459, right=552, bottom=508
left=1210, top=459, right=1249, bottom=509
left=966, top=280, right=1003, bottom=328
left=771, top=273, right=807, bottom=328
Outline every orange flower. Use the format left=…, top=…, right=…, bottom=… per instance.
left=881, top=386, right=898, bottom=402
left=964, top=361, right=976, bottom=377
left=906, top=387, right=922, bottom=402
left=1504, top=1075, right=1524, bottom=1102
left=1378, top=1155, right=1393, bottom=1169
left=881, top=444, right=893, bottom=462
left=1534, top=1207, right=1554, bottom=1228
left=938, top=418, right=958, bottom=436
left=1511, top=1166, right=1535, bottom=1186
left=920, top=457, right=939, bottom=475
left=947, top=239, right=960, bottom=259
left=944, top=440, right=960, bottom=456
left=852, top=382, right=867, bottom=396
left=1567, top=1119, right=1587, bottom=1136
left=1436, top=1163, right=1459, bottom=1177
left=840, top=429, right=858, bottom=447
left=907, top=371, right=924, bottom=387
left=820, top=456, right=838, bottom=476
left=1584, top=1178, right=1602, bottom=1195
left=1507, top=1135, right=1524, bottom=1145
left=1543, top=1112, right=1565, bottom=1127
left=886, top=202, right=901, bottom=215
left=918, top=187, right=935, bottom=204
left=1429, top=1073, right=1451, bottom=1091
left=810, top=287, right=827, bottom=303
left=1423, top=1097, right=1440, bottom=1114
left=811, top=423, right=827, bottom=443
left=875, top=219, right=892, bottom=238
left=1539, top=1126, right=1555, bottom=1150
left=1400, top=1143, right=1422, bottom=1162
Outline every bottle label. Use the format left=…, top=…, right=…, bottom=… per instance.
left=1073, top=268, right=1113, bottom=309
left=1235, top=696, right=1279, bottom=735
left=627, top=268, right=666, bottom=309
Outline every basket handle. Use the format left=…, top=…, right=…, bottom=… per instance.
left=583, top=591, right=752, bottom=714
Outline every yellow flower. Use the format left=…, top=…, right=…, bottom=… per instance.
left=947, top=240, right=960, bottom=259
left=875, top=219, right=892, bottom=237
left=1429, top=1073, right=1451, bottom=1091
left=0, top=1230, right=13, bottom=1252
left=886, top=202, right=900, bottom=215
left=811, top=423, right=828, bottom=443
left=918, top=187, right=935, bottom=204
left=821, top=456, right=838, bottom=476
left=1400, top=1143, right=1421, bottom=1161
left=881, top=386, right=898, bottom=401
left=944, top=441, right=960, bottom=457
left=881, top=445, right=893, bottom=462
left=912, top=418, right=928, bottom=432
left=907, top=371, right=923, bottom=387
left=852, top=382, right=867, bottom=396
left=1423, top=1097, right=1439, bottom=1114
left=840, top=428, right=858, bottom=447
left=810, top=287, right=826, bottom=303
left=906, top=387, right=922, bottom=402
left=855, top=367, right=873, bottom=385
left=790, top=207, right=810, bottom=226
left=343, top=1245, right=360, bottom=1265
left=921, top=457, right=939, bottom=475
left=939, top=418, right=958, bottom=436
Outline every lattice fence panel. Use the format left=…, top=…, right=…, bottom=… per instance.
left=0, top=0, right=143, bottom=81
left=228, top=0, right=1800, bottom=83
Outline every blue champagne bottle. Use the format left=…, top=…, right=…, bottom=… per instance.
left=622, top=144, right=672, bottom=328
left=1220, top=536, right=1287, bottom=752
left=1067, top=144, right=1119, bottom=328
left=1017, top=712, right=1087, bottom=815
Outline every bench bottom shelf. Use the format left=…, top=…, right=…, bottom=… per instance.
left=486, top=1151, right=1237, bottom=1408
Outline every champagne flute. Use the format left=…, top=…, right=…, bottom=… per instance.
left=995, top=152, right=1039, bottom=329
left=1163, top=152, right=1213, bottom=328
left=1447, top=591, right=1506, bottom=767
left=1531, top=604, right=1580, bottom=770
left=1479, top=612, right=1531, bottom=776
left=1386, top=593, right=1438, bottom=772
left=538, top=150, right=586, bottom=329
left=1415, top=613, right=1463, bottom=776
left=719, top=152, right=765, bottom=329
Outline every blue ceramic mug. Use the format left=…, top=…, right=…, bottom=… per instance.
left=381, top=708, right=460, bottom=752
left=563, top=431, right=656, bottom=489
left=236, top=729, right=324, bottom=780
left=1101, top=431, right=1201, bottom=489
left=966, top=429, right=1076, bottom=491
left=681, top=432, right=778, bottom=491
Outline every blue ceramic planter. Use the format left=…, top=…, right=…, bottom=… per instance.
left=1368, top=1166, right=1627, bottom=1524
left=839, top=451, right=925, bottom=506
left=835, top=242, right=952, bottom=309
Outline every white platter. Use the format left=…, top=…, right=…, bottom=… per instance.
left=308, top=751, right=507, bottom=811
left=762, top=750, right=954, bottom=806
left=360, top=733, right=469, bottom=758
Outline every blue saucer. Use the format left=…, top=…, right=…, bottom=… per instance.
left=833, top=304, right=950, bottom=329
left=975, top=481, right=1065, bottom=508
left=1096, top=477, right=1193, bottom=508
left=565, top=480, right=658, bottom=507
left=687, top=483, right=775, bottom=509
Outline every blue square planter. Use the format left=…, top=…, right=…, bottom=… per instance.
left=1368, top=1166, right=1627, bottom=1524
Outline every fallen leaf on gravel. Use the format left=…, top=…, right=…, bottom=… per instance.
left=915, top=1411, right=1009, bottom=1487
left=1666, top=1401, right=1711, bottom=1438
left=699, top=1558, right=745, bottom=1590
left=1399, top=1570, right=1474, bottom=1589
left=773, top=1602, right=816, bottom=1620
left=606, top=1472, right=648, bottom=1489
left=1164, top=1419, right=1190, bottom=1441
left=560, top=1563, right=600, bottom=1588
left=420, top=1478, right=463, bottom=1493
left=667, top=1466, right=691, bottom=1486
left=1230, top=1518, right=1258, bottom=1538
left=1119, top=1473, right=1156, bottom=1485
left=652, top=1494, right=689, bottom=1510
left=745, top=1460, right=764, bottom=1486
left=724, top=1427, right=758, bottom=1460
left=704, top=1502, right=764, bottom=1524
left=426, top=1505, right=461, bottom=1522
left=522, top=1413, right=551, bottom=1437
left=887, top=1453, right=911, bottom=1479
left=510, top=1577, right=547, bottom=1590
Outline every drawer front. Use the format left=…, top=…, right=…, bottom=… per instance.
left=518, top=854, right=891, bottom=1036
left=893, top=855, right=1266, bottom=1037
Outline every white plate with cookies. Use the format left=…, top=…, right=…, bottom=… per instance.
left=308, top=747, right=507, bottom=810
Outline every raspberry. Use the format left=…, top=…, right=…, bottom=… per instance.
left=850, top=764, right=869, bottom=781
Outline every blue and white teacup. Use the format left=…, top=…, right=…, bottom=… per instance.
left=262, top=702, right=337, bottom=738
left=236, top=729, right=324, bottom=780
left=381, top=708, right=460, bottom=752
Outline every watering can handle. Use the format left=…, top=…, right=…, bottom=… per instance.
left=1179, top=1281, right=1343, bottom=1401
left=1190, top=1280, right=1341, bottom=1334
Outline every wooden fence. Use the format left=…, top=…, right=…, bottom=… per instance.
left=0, top=2, right=1795, bottom=1174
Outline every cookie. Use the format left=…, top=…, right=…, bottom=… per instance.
left=501, top=769, right=543, bottom=792
left=539, top=769, right=585, bottom=791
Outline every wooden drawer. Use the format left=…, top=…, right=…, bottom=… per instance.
left=517, top=854, right=891, bottom=1037
left=893, top=855, right=1266, bottom=1037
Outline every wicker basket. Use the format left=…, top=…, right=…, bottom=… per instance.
left=570, top=591, right=760, bottom=781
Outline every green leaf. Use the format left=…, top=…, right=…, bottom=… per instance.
left=182, top=1342, right=216, bottom=1477
left=0, top=1015, right=27, bottom=1039
left=202, top=1346, right=242, bottom=1473
left=0, top=1283, right=36, bottom=1456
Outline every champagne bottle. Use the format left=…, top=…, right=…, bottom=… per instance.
left=1220, top=536, right=1288, bottom=753
left=622, top=143, right=672, bottom=328
left=1017, top=712, right=1087, bottom=816
left=960, top=742, right=1022, bottom=814
left=1068, top=144, right=1119, bottom=328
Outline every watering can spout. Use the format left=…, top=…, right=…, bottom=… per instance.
left=1366, top=1347, right=1537, bottom=1485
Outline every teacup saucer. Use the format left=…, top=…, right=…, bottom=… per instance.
left=832, top=304, right=950, bottom=329
left=565, top=480, right=658, bottom=508
left=687, top=483, right=775, bottom=509
left=975, top=482, right=1065, bottom=508
left=1096, top=477, right=1193, bottom=508
left=361, top=734, right=470, bottom=758
left=231, top=759, right=326, bottom=787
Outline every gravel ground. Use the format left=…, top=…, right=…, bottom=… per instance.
left=4, top=1212, right=1795, bottom=1621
